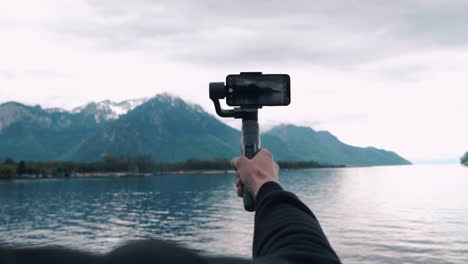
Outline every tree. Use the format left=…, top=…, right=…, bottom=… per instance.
left=3, top=158, right=16, bottom=165
left=103, top=155, right=127, bottom=171
left=134, top=155, right=154, bottom=172
left=0, top=164, right=16, bottom=179
left=17, top=161, right=26, bottom=175
left=461, top=152, right=468, bottom=166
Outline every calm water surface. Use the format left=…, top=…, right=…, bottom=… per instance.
left=1, top=164, right=467, bottom=263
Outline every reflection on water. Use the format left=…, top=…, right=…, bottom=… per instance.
left=1, top=165, right=467, bottom=263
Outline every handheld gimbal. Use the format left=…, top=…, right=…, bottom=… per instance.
left=209, top=72, right=290, bottom=212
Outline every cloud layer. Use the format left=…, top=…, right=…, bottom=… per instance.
left=1, top=0, right=468, bottom=162
left=47, top=0, right=468, bottom=67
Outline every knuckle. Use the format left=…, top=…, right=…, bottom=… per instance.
left=253, top=167, right=263, bottom=178
left=231, top=156, right=244, bottom=168
left=238, top=156, right=248, bottom=165
left=230, top=158, right=237, bottom=167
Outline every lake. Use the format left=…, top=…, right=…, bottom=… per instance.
left=1, top=164, right=467, bottom=264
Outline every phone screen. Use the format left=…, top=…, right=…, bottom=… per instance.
left=226, top=74, right=290, bottom=106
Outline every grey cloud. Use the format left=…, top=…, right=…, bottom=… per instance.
left=51, top=0, right=468, bottom=67
left=400, top=2, right=468, bottom=46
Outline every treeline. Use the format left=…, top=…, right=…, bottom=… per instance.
left=0, top=155, right=232, bottom=179
left=0, top=155, right=340, bottom=179
left=277, top=160, right=343, bottom=169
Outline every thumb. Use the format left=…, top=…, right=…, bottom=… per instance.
left=231, top=156, right=247, bottom=169
left=231, top=157, right=240, bottom=169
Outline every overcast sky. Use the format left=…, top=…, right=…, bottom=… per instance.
left=1, top=0, right=468, bottom=163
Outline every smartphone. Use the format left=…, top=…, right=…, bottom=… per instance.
left=225, top=73, right=290, bottom=107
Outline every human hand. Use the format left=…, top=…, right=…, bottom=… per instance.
left=231, top=148, right=279, bottom=199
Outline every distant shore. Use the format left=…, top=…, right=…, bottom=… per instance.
left=1, top=165, right=347, bottom=181
left=0, top=156, right=343, bottom=180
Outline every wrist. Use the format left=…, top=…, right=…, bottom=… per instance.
left=254, top=181, right=283, bottom=203
left=253, top=179, right=279, bottom=198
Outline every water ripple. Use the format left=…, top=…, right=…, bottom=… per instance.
left=1, top=165, right=467, bottom=263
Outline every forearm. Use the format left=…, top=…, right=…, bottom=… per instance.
left=252, top=182, right=341, bottom=264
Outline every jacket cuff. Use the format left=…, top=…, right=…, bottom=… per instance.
left=255, top=181, right=283, bottom=205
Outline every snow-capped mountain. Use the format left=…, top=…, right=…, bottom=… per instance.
left=44, top=107, right=67, bottom=113
left=71, top=98, right=149, bottom=122
left=0, top=94, right=411, bottom=165
left=39, top=94, right=199, bottom=123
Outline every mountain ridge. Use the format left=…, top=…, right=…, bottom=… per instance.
left=264, top=124, right=410, bottom=166
left=0, top=95, right=411, bottom=166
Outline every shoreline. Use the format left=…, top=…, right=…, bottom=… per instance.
left=0, top=166, right=347, bottom=181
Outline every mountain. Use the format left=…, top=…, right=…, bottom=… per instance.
left=62, top=94, right=242, bottom=161
left=70, top=98, right=149, bottom=122
left=264, top=125, right=411, bottom=166
left=0, top=94, right=411, bottom=166
left=0, top=102, right=100, bottom=161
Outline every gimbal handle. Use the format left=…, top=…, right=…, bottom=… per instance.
left=241, top=117, right=259, bottom=212
left=209, top=82, right=259, bottom=212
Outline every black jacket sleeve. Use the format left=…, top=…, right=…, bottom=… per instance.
left=252, top=181, right=341, bottom=264
left=0, top=182, right=341, bottom=264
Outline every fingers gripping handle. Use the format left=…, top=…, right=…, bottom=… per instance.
left=241, top=120, right=260, bottom=212
left=242, top=144, right=257, bottom=212
left=243, top=182, right=255, bottom=211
